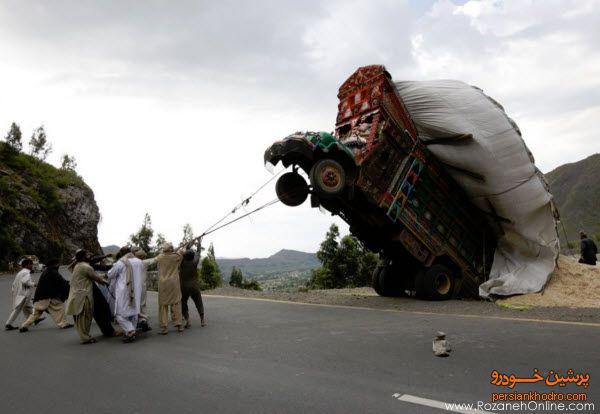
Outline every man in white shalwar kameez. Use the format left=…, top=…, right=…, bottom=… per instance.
left=132, top=247, right=155, bottom=332
left=107, top=247, right=143, bottom=343
left=5, top=259, right=37, bottom=330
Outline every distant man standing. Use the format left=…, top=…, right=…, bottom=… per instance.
left=65, top=250, right=108, bottom=344
left=155, top=243, right=184, bottom=335
left=579, top=231, right=598, bottom=266
left=107, top=247, right=144, bottom=343
left=180, top=242, right=206, bottom=328
left=19, top=258, right=73, bottom=332
left=5, top=258, right=36, bottom=331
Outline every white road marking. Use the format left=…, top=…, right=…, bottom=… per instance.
left=394, top=394, right=495, bottom=414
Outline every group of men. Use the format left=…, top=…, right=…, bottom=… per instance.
left=5, top=240, right=207, bottom=344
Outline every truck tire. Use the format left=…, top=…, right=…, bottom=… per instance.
left=371, top=265, right=385, bottom=296
left=310, top=159, right=346, bottom=198
left=276, top=172, right=309, bottom=206
left=422, top=264, right=455, bottom=301
left=414, top=269, right=427, bottom=298
left=376, top=266, right=405, bottom=297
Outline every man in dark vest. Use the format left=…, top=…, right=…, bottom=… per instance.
left=19, top=258, right=73, bottom=332
left=89, top=252, right=119, bottom=337
left=579, top=231, right=598, bottom=266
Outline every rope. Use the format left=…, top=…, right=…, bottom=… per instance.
left=560, top=220, right=572, bottom=256
left=202, top=198, right=280, bottom=237
left=177, top=170, right=287, bottom=250
left=202, top=169, right=284, bottom=235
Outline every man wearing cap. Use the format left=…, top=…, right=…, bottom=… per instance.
left=65, top=250, right=108, bottom=344
left=19, top=258, right=73, bottom=332
left=155, top=242, right=184, bottom=335
left=579, top=231, right=598, bottom=266
left=5, top=258, right=36, bottom=331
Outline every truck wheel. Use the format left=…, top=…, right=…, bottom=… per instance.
left=376, top=266, right=405, bottom=297
left=371, top=265, right=385, bottom=296
left=276, top=172, right=309, bottom=206
left=422, top=264, right=455, bottom=301
left=310, top=159, right=346, bottom=198
left=414, top=269, right=427, bottom=298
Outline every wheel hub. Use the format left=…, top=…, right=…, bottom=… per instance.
left=435, top=273, right=451, bottom=295
left=321, top=167, right=340, bottom=188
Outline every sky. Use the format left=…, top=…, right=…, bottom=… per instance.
left=0, top=0, right=599, bottom=258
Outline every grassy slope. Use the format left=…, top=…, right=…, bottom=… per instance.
left=0, top=142, right=86, bottom=265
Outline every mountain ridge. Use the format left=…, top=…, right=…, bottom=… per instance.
left=546, top=153, right=600, bottom=246
left=216, top=249, right=319, bottom=289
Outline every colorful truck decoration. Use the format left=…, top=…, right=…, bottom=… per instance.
left=264, top=65, right=496, bottom=299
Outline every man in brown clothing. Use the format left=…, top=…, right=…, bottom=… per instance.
left=65, top=250, right=108, bottom=344
left=155, top=243, right=184, bottom=335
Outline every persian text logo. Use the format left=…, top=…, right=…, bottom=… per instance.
left=490, top=369, right=590, bottom=390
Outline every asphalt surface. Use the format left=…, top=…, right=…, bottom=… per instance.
left=0, top=272, right=598, bottom=414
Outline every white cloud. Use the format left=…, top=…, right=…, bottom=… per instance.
left=410, top=0, right=600, bottom=171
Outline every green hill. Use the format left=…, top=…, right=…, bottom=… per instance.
left=217, top=249, right=319, bottom=290
left=546, top=153, right=600, bottom=248
left=0, top=142, right=101, bottom=268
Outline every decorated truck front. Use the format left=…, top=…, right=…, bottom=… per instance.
left=264, top=65, right=496, bottom=300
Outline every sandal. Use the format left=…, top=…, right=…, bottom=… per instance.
left=81, top=338, right=97, bottom=345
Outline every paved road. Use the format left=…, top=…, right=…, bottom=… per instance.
left=0, top=273, right=598, bottom=414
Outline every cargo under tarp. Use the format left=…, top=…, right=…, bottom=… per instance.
left=394, top=80, right=560, bottom=298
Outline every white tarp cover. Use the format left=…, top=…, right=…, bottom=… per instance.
left=394, top=80, right=560, bottom=298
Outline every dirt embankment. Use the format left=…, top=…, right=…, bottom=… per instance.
left=497, top=255, right=600, bottom=309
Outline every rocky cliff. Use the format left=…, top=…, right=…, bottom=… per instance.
left=0, top=143, right=101, bottom=268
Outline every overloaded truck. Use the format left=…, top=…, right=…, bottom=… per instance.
left=264, top=65, right=497, bottom=300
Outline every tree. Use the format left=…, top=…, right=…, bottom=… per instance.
left=60, top=154, right=77, bottom=171
left=4, top=122, right=23, bottom=153
left=29, top=126, right=52, bottom=160
left=357, top=249, right=378, bottom=287
left=317, top=224, right=339, bottom=265
left=208, top=243, right=217, bottom=262
left=200, top=242, right=222, bottom=289
left=154, top=233, right=167, bottom=254
left=229, top=266, right=243, bottom=287
left=200, top=256, right=222, bottom=289
left=130, top=213, right=154, bottom=253
left=182, top=223, right=194, bottom=245
left=242, top=279, right=261, bottom=291
left=307, top=224, right=378, bottom=289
